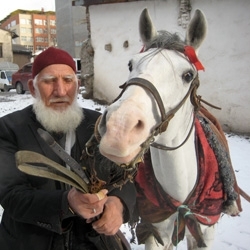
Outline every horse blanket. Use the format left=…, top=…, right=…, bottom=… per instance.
left=134, top=107, right=242, bottom=246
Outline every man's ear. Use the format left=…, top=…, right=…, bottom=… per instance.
left=28, top=79, right=36, bottom=97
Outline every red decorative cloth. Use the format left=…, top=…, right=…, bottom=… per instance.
left=134, top=108, right=242, bottom=246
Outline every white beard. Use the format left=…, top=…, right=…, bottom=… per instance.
left=33, top=98, right=83, bottom=134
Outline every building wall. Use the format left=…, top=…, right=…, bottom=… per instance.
left=87, top=0, right=250, bottom=134
left=55, top=0, right=88, bottom=58
left=0, top=29, right=13, bottom=63
left=13, top=53, right=32, bottom=68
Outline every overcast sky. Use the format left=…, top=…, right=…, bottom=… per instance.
left=0, top=0, right=55, bottom=20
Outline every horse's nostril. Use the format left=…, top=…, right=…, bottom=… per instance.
left=135, top=120, right=144, bottom=130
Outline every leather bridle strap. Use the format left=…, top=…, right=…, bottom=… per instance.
left=116, top=75, right=200, bottom=136
left=115, top=77, right=167, bottom=123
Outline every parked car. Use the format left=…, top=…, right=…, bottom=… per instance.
left=0, top=70, right=17, bottom=92
left=12, top=63, right=32, bottom=94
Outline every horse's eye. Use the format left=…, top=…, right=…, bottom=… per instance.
left=128, top=61, right=133, bottom=72
left=182, top=71, right=194, bottom=83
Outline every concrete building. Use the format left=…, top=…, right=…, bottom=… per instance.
left=0, top=9, right=56, bottom=54
left=55, top=0, right=88, bottom=58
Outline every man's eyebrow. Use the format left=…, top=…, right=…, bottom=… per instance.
left=40, top=74, right=75, bottom=80
left=40, top=75, right=55, bottom=80
left=63, top=75, right=75, bottom=79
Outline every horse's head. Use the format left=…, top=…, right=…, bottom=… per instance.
left=98, top=8, right=207, bottom=164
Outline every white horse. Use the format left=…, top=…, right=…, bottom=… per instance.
left=97, top=9, right=242, bottom=250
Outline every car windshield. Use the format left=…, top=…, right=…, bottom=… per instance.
left=6, top=70, right=17, bottom=81
left=6, top=70, right=16, bottom=77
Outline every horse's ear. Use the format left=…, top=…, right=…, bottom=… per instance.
left=185, top=9, right=207, bottom=51
left=139, top=8, right=157, bottom=47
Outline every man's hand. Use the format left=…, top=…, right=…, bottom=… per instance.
left=67, top=188, right=124, bottom=235
left=67, top=188, right=108, bottom=219
left=91, top=196, right=124, bottom=235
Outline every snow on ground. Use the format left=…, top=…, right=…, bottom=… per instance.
left=0, top=91, right=250, bottom=249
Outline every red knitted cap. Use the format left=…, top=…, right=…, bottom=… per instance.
left=32, top=47, right=76, bottom=78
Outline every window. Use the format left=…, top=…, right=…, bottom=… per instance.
left=36, top=37, right=44, bottom=42
left=21, top=36, right=27, bottom=42
left=28, top=28, right=32, bottom=34
left=20, top=19, right=26, bottom=24
left=20, top=18, right=31, bottom=25
left=26, top=37, right=33, bottom=42
left=50, top=29, right=56, bottom=34
left=35, top=28, right=44, bottom=34
left=21, top=27, right=26, bottom=33
left=50, top=20, right=56, bottom=26
left=11, top=20, right=16, bottom=27
left=36, top=45, right=45, bottom=51
left=21, top=28, right=32, bottom=34
left=34, top=19, right=43, bottom=25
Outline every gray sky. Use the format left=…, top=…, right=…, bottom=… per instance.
left=0, top=0, right=55, bottom=20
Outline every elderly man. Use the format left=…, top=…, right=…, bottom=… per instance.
left=0, top=47, right=136, bottom=250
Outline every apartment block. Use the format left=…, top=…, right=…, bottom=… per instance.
left=0, top=9, right=56, bottom=54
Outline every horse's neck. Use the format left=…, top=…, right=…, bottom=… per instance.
left=150, top=128, right=197, bottom=203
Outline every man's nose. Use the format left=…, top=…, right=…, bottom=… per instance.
left=53, top=80, right=66, bottom=96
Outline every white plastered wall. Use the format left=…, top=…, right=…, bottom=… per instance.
left=88, top=0, right=250, bottom=134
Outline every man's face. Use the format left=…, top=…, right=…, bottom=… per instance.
left=31, top=64, right=79, bottom=111
left=28, top=64, right=83, bottom=133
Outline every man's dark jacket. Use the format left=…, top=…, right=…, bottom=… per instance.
left=0, top=105, right=136, bottom=250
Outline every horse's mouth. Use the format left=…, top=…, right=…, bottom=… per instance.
left=99, top=148, right=141, bottom=165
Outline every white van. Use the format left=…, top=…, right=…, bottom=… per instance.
left=0, top=70, right=17, bottom=92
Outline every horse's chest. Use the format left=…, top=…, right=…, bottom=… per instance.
left=150, top=144, right=198, bottom=202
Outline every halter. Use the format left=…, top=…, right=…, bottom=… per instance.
left=94, top=73, right=202, bottom=169
left=95, top=47, right=220, bottom=167
left=114, top=74, right=201, bottom=152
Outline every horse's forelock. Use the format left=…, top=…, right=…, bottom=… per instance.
left=146, top=31, right=186, bottom=53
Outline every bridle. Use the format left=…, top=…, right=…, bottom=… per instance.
left=114, top=74, right=201, bottom=152
left=94, top=47, right=220, bottom=168
left=93, top=73, right=201, bottom=171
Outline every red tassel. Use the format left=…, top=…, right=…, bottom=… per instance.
left=184, top=46, right=205, bottom=71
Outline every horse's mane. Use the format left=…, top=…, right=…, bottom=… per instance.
left=145, top=30, right=186, bottom=53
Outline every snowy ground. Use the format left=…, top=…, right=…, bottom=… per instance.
left=0, top=91, right=250, bottom=249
